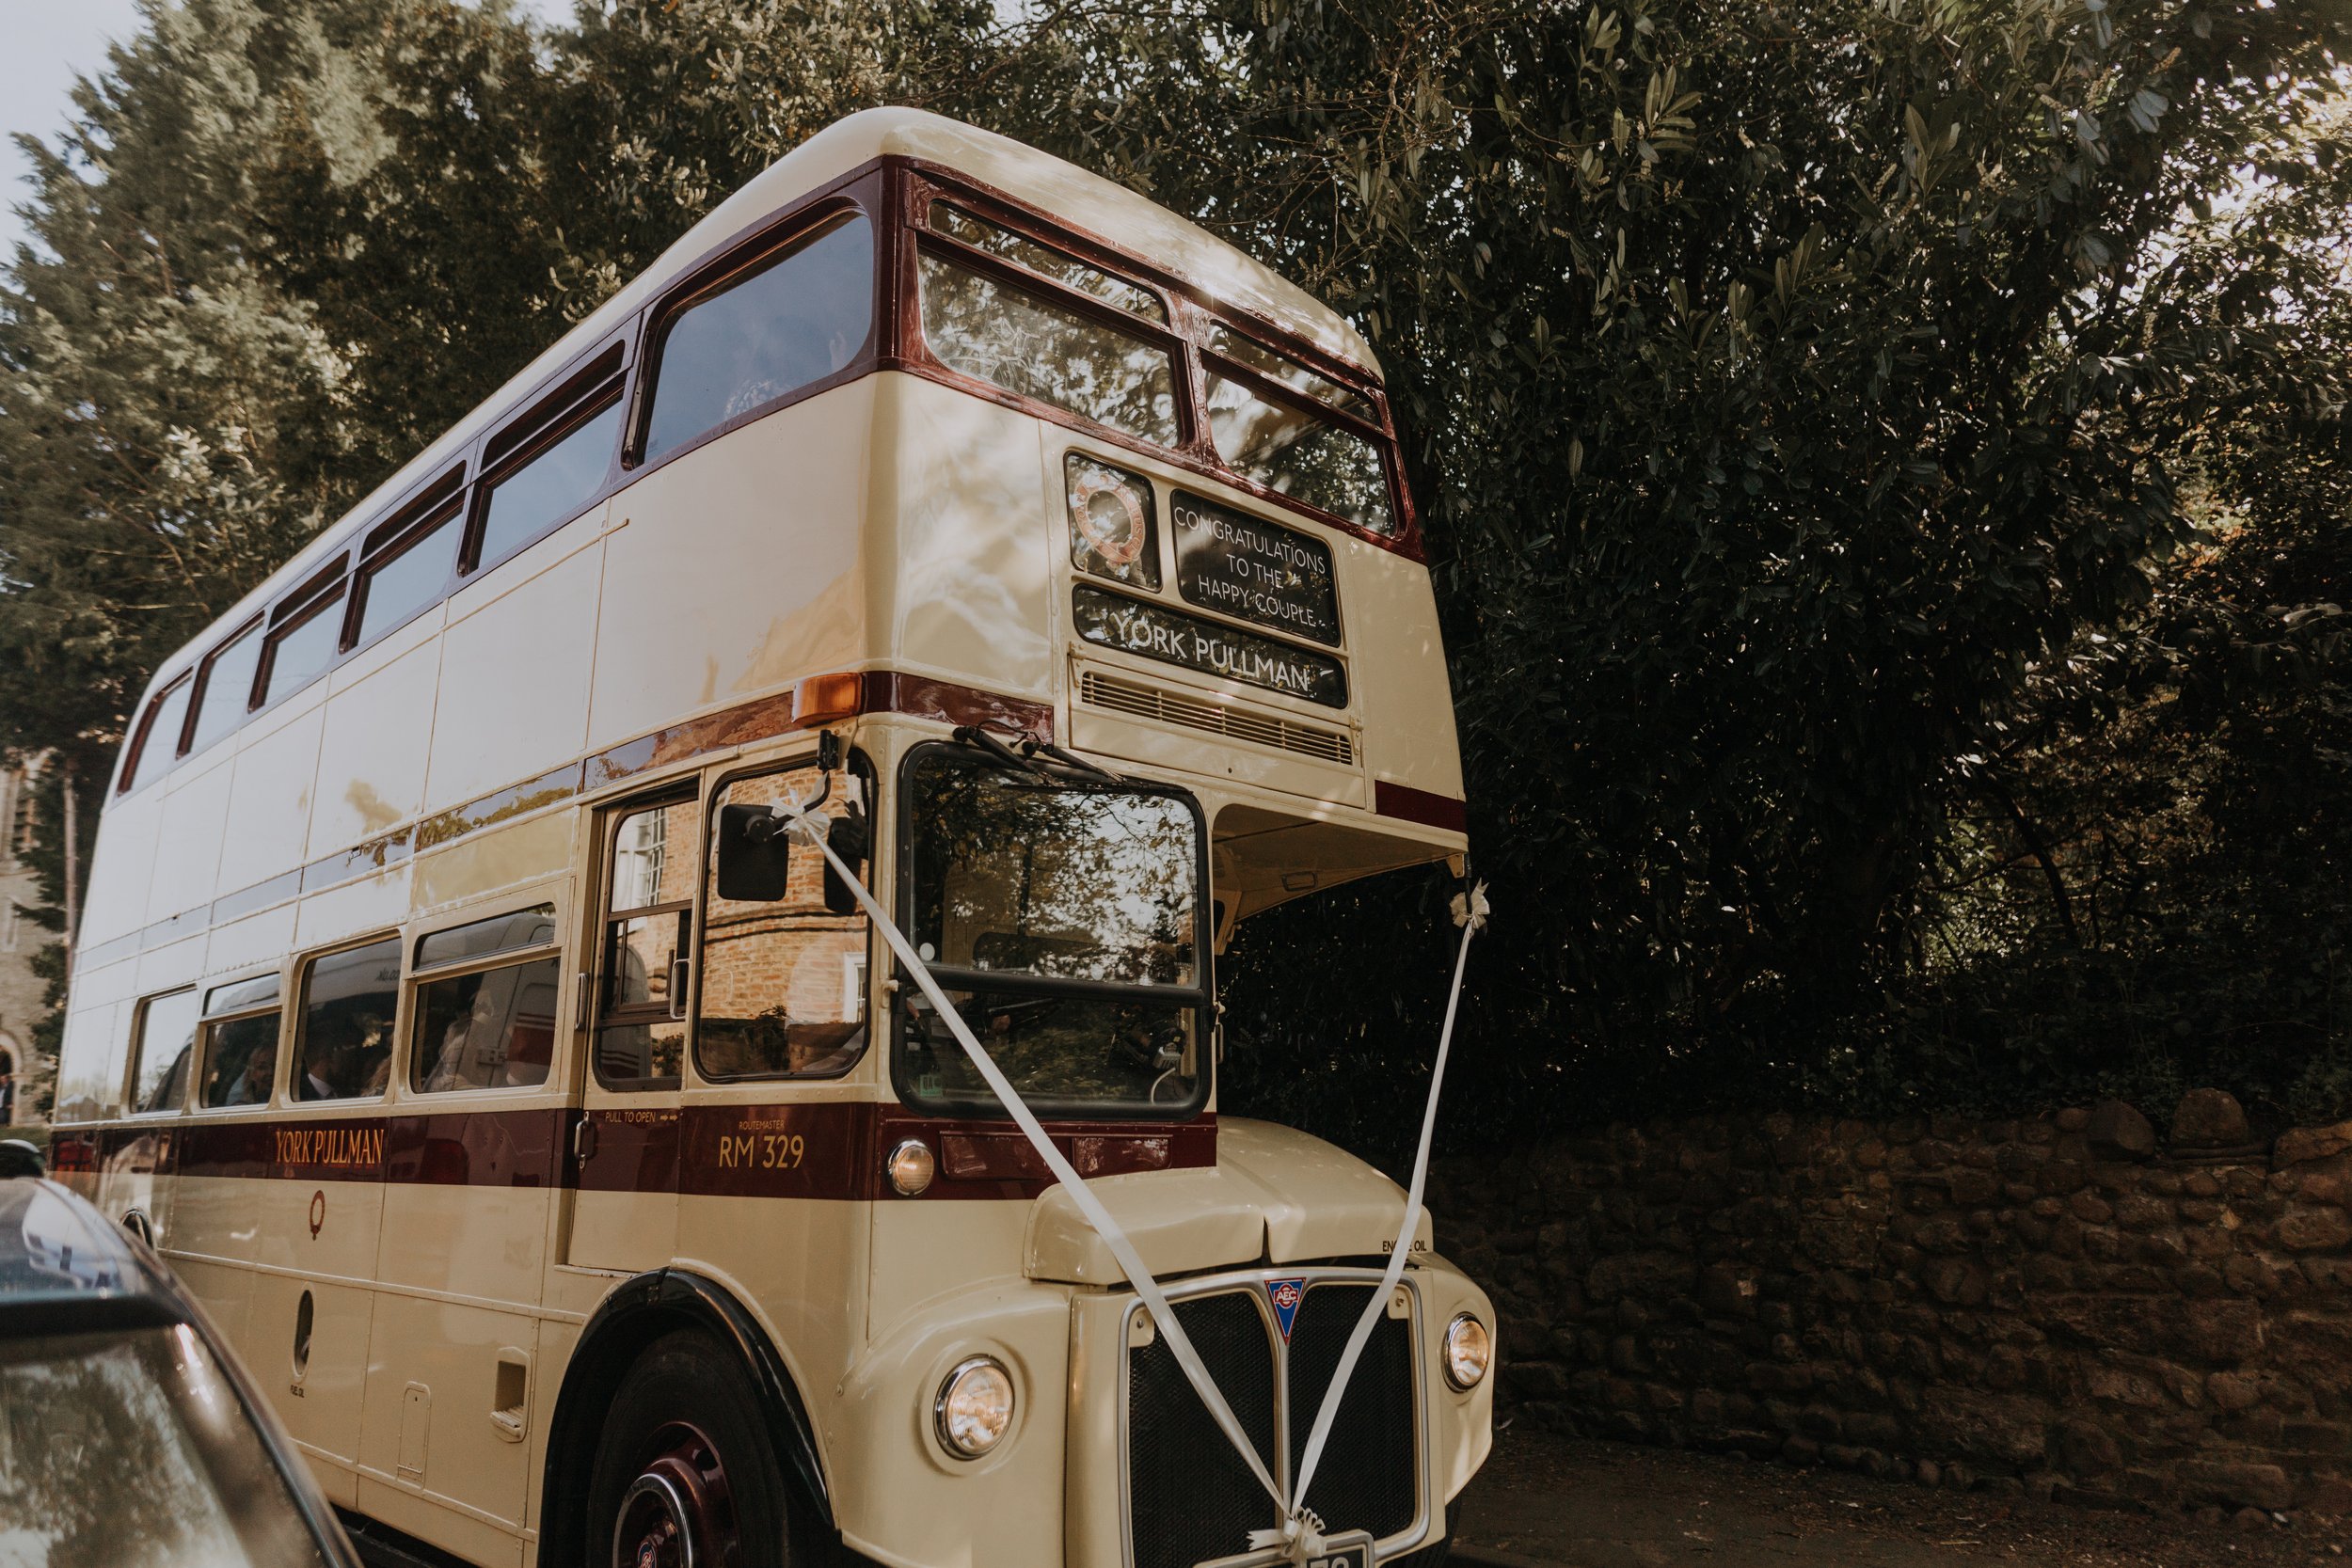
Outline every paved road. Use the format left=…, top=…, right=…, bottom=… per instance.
left=1449, top=1425, right=2341, bottom=1568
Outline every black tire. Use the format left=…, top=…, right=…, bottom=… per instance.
left=586, top=1329, right=794, bottom=1568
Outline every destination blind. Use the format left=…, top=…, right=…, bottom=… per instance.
left=1072, top=585, right=1347, bottom=707
left=1171, top=490, right=1341, bottom=645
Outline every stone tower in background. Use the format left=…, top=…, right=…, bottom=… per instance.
left=0, top=760, right=49, bottom=1124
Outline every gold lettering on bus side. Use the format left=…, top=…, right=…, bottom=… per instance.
left=274, top=1124, right=384, bottom=1169
left=711, top=1125, right=803, bottom=1171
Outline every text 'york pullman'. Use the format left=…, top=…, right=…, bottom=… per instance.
left=1072, top=585, right=1348, bottom=708
left=275, top=1125, right=385, bottom=1169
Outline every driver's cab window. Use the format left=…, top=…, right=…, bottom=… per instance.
left=696, top=761, right=872, bottom=1080
left=895, top=744, right=1208, bottom=1117
left=594, top=792, right=700, bottom=1087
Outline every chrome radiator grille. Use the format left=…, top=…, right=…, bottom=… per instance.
left=1121, top=1274, right=1421, bottom=1568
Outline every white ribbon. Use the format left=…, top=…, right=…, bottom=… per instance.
left=1286, top=879, right=1485, bottom=1523
left=781, top=783, right=1486, bottom=1553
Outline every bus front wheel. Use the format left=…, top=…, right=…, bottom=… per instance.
left=588, top=1329, right=794, bottom=1568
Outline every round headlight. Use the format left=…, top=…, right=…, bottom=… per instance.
left=1443, top=1312, right=1491, bottom=1392
left=934, top=1356, right=1015, bottom=1458
left=887, top=1138, right=935, bottom=1196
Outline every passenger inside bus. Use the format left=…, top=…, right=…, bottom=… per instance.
left=297, top=1012, right=390, bottom=1101
left=219, top=1042, right=275, bottom=1107
left=298, top=939, right=399, bottom=1100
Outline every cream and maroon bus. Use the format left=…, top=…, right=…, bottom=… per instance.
left=50, top=108, right=1491, bottom=1568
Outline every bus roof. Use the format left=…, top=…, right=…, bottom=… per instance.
left=150, top=109, right=1382, bottom=709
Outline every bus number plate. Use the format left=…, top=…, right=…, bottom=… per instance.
left=1301, top=1531, right=1374, bottom=1568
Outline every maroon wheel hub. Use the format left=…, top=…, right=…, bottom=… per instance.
left=612, top=1422, right=738, bottom=1568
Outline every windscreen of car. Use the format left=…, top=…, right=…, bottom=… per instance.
left=898, top=749, right=1204, bottom=1115
left=0, top=1323, right=331, bottom=1567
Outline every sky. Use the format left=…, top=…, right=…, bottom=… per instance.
left=0, top=0, right=572, bottom=259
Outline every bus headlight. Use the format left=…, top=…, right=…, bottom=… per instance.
left=1442, top=1313, right=1491, bottom=1391
left=886, top=1138, right=935, bottom=1196
left=934, top=1356, right=1015, bottom=1458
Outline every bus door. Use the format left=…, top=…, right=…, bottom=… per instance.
left=676, top=759, right=876, bottom=1380
left=564, top=787, right=696, bottom=1272
left=358, top=901, right=564, bottom=1553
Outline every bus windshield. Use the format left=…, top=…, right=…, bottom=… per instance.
left=898, top=748, right=1206, bottom=1117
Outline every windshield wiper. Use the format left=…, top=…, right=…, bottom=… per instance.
left=951, top=724, right=1125, bottom=785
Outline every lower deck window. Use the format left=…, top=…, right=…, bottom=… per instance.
left=411, top=904, right=560, bottom=1093
left=413, top=958, right=559, bottom=1093
left=297, top=938, right=399, bottom=1101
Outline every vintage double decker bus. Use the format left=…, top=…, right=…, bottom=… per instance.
left=50, top=108, right=1492, bottom=1568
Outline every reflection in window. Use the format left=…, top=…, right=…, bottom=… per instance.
left=298, top=937, right=399, bottom=1101
left=1204, top=325, right=1374, bottom=420
left=351, top=509, right=456, bottom=646
left=596, top=797, right=701, bottom=1086
left=411, top=906, right=557, bottom=1093
left=475, top=397, right=623, bottom=570
left=919, top=254, right=1179, bottom=447
left=414, top=958, right=558, bottom=1093
left=1205, top=371, right=1393, bottom=535
left=0, top=1323, right=331, bottom=1568
left=698, top=766, right=870, bottom=1080
left=643, top=214, right=873, bottom=464
left=124, top=680, right=192, bottom=793
left=899, top=749, right=1203, bottom=1115
left=930, top=203, right=1166, bottom=323
left=901, top=988, right=1198, bottom=1109
left=911, top=764, right=1198, bottom=985
left=418, top=904, right=555, bottom=970
left=186, top=625, right=262, bottom=754
left=260, top=593, right=345, bottom=708
left=129, top=990, right=199, bottom=1114
left=199, top=1013, right=280, bottom=1108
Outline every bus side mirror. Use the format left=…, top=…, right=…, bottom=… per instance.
left=716, top=805, right=792, bottom=902
left=822, top=801, right=868, bottom=915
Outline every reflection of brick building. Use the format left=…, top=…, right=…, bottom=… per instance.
left=0, top=761, right=48, bottom=1124
left=697, top=769, right=869, bottom=1076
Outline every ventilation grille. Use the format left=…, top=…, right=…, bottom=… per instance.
left=1080, top=671, right=1356, bottom=765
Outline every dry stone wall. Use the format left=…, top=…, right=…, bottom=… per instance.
left=1429, top=1096, right=2352, bottom=1518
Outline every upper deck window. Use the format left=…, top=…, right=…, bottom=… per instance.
left=1203, top=325, right=1374, bottom=421
left=474, top=394, right=623, bottom=571
left=121, top=677, right=192, bottom=794
left=930, top=203, right=1166, bottom=324
left=919, top=254, right=1179, bottom=447
left=350, top=502, right=458, bottom=648
left=642, top=212, right=874, bottom=465
left=259, top=573, right=348, bottom=710
left=1203, top=366, right=1393, bottom=536
left=186, top=621, right=262, bottom=756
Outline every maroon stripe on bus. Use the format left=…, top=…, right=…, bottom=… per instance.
left=1373, top=779, right=1468, bottom=834
left=860, top=672, right=1055, bottom=742
left=80, top=1103, right=1212, bottom=1201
